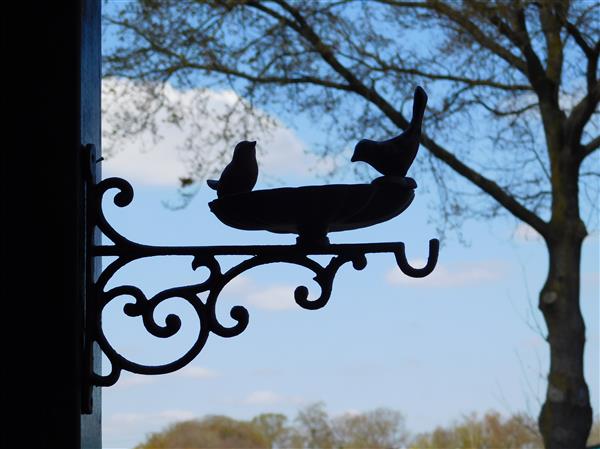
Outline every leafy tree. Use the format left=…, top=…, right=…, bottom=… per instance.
left=251, top=413, right=291, bottom=449
left=294, top=402, right=336, bottom=449
left=284, top=403, right=410, bottom=449
left=134, top=415, right=269, bottom=449
left=131, top=408, right=556, bottom=449
left=332, top=408, right=409, bottom=449
left=408, top=411, right=543, bottom=449
left=105, top=2, right=599, bottom=448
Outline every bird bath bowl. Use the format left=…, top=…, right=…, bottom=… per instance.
left=209, top=177, right=417, bottom=246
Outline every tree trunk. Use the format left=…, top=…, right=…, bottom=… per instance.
left=538, top=222, right=592, bottom=449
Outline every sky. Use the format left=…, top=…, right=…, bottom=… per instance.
left=98, top=79, right=599, bottom=449
left=99, top=8, right=599, bottom=448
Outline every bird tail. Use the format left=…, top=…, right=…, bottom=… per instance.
left=206, top=179, right=219, bottom=190
left=409, top=86, right=428, bottom=133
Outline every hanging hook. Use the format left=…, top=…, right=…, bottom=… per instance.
left=394, top=238, right=439, bottom=278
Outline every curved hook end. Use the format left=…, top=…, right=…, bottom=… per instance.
left=394, top=238, right=439, bottom=278
left=294, top=285, right=330, bottom=310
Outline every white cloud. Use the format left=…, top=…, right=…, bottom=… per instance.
left=386, top=260, right=504, bottom=287
left=221, top=274, right=300, bottom=312
left=101, top=142, right=188, bottom=187
left=157, top=410, right=197, bottom=421
left=243, top=390, right=305, bottom=406
left=246, top=285, right=298, bottom=311
left=512, top=223, right=542, bottom=242
left=101, top=77, right=332, bottom=186
left=244, top=390, right=282, bottom=405
left=175, top=365, right=219, bottom=379
left=104, top=409, right=197, bottom=447
left=223, top=274, right=254, bottom=294
left=106, top=409, right=195, bottom=427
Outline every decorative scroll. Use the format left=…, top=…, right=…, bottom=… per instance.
left=87, top=178, right=439, bottom=387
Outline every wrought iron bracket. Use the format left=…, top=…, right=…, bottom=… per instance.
left=81, top=145, right=439, bottom=413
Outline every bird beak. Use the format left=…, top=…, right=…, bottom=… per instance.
left=249, top=141, right=257, bottom=147
left=351, top=154, right=358, bottom=162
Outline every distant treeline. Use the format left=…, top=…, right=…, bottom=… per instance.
left=134, top=402, right=600, bottom=448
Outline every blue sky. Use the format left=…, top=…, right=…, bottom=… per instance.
left=98, top=79, right=598, bottom=449
left=99, top=5, right=598, bottom=446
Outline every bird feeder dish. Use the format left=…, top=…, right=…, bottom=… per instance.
left=209, top=177, right=416, bottom=246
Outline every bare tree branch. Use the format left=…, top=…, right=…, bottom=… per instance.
left=336, top=49, right=532, bottom=91
left=474, top=97, right=538, bottom=117
left=537, top=1, right=565, bottom=86
left=553, top=3, right=600, bottom=97
left=106, top=15, right=356, bottom=92
left=562, top=18, right=600, bottom=95
left=564, top=17, right=595, bottom=56
left=418, top=1, right=530, bottom=74
left=582, top=135, right=600, bottom=159
left=504, top=4, right=557, bottom=104
left=567, top=79, right=600, bottom=154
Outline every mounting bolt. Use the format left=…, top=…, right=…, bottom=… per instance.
left=82, top=143, right=98, bottom=181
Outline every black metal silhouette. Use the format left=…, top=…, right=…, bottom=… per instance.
left=85, top=176, right=438, bottom=389
left=209, top=176, right=417, bottom=246
left=351, top=87, right=427, bottom=177
left=82, top=86, right=439, bottom=411
left=207, top=140, right=258, bottom=197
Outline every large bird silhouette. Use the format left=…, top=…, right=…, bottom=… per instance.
left=207, top=140, right=258, bottom=198
left=351, top=86, right=428, bottom=177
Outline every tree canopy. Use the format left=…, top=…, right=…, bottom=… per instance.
left=409, top=411, right=542, bottom=449
left=104, top=0, right=598, bottom=230
left=132, top=404, right=579, bottom=449
left=134, top=415, right=269, bottom=449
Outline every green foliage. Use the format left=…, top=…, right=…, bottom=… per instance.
left=332, top=407, right=408, bottom=449
left=294, top=402, right=336, bottom=449
left=131, top=406, right=556, bottom=449
left=251, top=413, right=290, bottom=449
left=408, top=411, right=542, bottom=449
left=134, top=415, right=269, bottom=449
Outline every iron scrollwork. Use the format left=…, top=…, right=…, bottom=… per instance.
left=86, top=176, right=439, bottom=392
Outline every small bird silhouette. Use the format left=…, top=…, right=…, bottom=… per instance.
left=351, top=86, right=428, bottom=177
left=207, top=140, right=258, bottom=198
